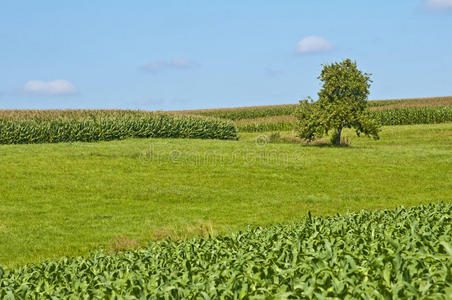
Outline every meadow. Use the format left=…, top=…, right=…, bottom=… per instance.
left=0, top=122, right=451, bottom=268
left=1, top=97, right=451, bottom=297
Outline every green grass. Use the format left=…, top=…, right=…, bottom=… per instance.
left=1, top=123, right=451, bottom=267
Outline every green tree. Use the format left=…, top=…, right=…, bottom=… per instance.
left=296, top=59, right=380, bottom=145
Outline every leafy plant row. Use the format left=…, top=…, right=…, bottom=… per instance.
left=0, top=113, right=237, bottom=144
left=371, top=106, right=452, bottom=126
left=1, top=203, right=451, bottom=298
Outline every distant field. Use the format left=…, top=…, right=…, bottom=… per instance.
left=234, top=106, right=452, bottom=132
left=1, top=97, right=451, bottom=141
left=1, top=123, right=451, bottom=267
left=368, top=96, right=452, bottom=109
left=172, top=96, right=452, bottom=120
left=170, top=96, right=452, bottom=132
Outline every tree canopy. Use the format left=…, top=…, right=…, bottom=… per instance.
left=296, top=59, right=380, bottom=145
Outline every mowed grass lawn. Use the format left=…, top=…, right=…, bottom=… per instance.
left=1, top=123, right=451, bottom=267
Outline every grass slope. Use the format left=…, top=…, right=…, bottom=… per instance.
left=0, top=123, right=451, bottom=267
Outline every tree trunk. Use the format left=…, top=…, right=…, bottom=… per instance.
left=335, top=124, right=343, bottom=145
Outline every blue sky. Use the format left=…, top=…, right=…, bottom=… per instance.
left=0, top=0, right=451, bottom=110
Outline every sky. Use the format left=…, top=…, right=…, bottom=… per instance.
left=0, top=0, right=451, bottom=110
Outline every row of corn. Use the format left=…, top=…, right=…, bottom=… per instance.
left=174, top=97, right=452, bottom=121
left=235, top=105, right=452, bottom=132
left=0, top=112, right=237, bottom=144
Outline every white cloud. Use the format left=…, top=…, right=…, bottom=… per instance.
left=23, top=79, right=77, bottom=96
left=295, top=35, right=333, bottom=54
left=141, top=58, right=198, bottom=73
left=425, top=0, right=452, bottom=10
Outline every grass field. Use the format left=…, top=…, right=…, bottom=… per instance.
left=1, top=122, right=451, bottom=267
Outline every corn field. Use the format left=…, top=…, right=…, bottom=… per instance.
left=174, top=104, right=299, bottom=121
left=174, top=97, right=452, bottom=121
left=0, top=204, right=450, bottom=298
left=0, top=99, right=450, bottom=141
left=371, top=106, right=452, bottom=126
left=234, top=106, right=452, bottom=133
left=367, top=96, right=452, bottom=109
left=0, top=110, right=237, bottom=144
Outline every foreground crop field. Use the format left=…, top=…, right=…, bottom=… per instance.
left=1, top=204, right=451, bottom=298
left=0, top=123, right=451, bottom=267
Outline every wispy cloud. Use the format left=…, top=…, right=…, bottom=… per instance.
left=141, top=58, right=199, bottom=74
left=22, top=79, right=77, bottom=96
left=295, top=35, right=333, bottom=54
left=265, top=67, right=285, bottom=77
left=425, top=0, right=452, bottom=10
